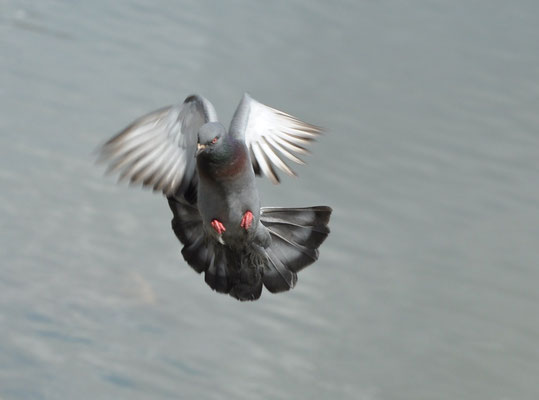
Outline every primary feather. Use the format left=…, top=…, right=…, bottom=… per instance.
left=98, top=95, right=217, bottom=196
left=229, top=93, right=322, bottom=183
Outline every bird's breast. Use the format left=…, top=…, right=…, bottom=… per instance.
left=198, top=143, right=249, bottom=182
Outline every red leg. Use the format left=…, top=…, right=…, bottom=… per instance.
left=211, top=219, right=226, bottom=235
left=240, top=210, right=253, bottom=230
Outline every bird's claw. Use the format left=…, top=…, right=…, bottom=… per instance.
left=240, top=210, right=253, bottom=230
left=211, top=219, right=226, bottom=235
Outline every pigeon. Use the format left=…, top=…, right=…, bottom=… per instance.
left=98, top=93, right=332, bottom=301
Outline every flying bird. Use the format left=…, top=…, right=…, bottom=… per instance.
left=98, top=93, right=332, bottom=301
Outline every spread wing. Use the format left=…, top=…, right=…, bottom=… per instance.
left=97, top=95, right=217, bottom=196
left=229, top=93, right=322, bottom=184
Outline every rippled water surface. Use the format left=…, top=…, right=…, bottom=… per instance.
left=2, top=1, right=539, bottom=399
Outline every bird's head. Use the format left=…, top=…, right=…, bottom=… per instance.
left=197, top=122, right=226, bottom=156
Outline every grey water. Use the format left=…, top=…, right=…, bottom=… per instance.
left=1, top=1, right=539, bottom=399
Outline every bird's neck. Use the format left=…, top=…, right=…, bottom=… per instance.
left=198, top=138, right=248, bottom=181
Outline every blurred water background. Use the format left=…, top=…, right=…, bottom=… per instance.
left=1, top=1, right=539, bottom=399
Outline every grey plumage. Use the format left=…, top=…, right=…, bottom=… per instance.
left=99, top=93, right=332, bottom=301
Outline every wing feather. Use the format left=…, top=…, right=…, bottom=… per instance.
left=98, top=95, right=217, bottom=196
left=251, top=142, right=280, bottom=184
left=229, top=93, right=321, bottom=183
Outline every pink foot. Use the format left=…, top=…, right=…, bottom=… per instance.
left=211, top=219, right=226, bottom=235
left=240, top=210, right=253, bottom=230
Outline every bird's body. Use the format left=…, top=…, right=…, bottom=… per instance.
left=99, top=93, right=331, bottom=301
left=196, top=131, right=261, bottom=247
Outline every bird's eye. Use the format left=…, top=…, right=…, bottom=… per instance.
left=211, top=137, right=218, bottom=144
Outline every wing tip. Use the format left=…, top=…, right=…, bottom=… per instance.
left=183, top=94, right=201, bottom=103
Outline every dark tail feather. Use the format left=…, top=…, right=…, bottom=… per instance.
left=204, top=247, right=263, bottom=301
left=260, top=206, right=332, bottom=293
left=263, top=247, right=298, bottom=293
left=225, top=247, right=263, bottom=301
left=168, top=196, right=212, bottom=274
left=204, top=248, right=229, bottom=294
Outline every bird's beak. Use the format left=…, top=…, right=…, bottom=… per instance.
left=196, top=143, right=206, bottom=157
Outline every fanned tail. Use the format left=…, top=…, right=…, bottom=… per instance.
left=259, top=206, right=332, bottom=293
left=168, top=198, right=331, bottom=300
